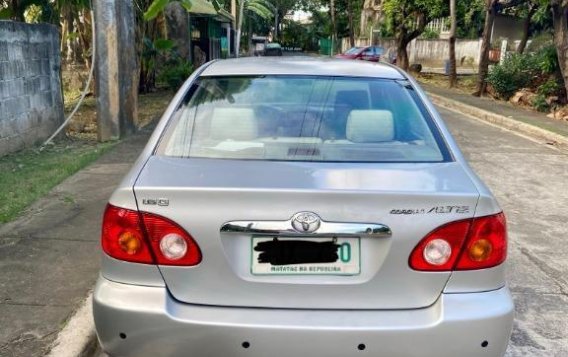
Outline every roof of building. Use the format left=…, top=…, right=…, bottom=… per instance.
left=189, top=0, right=234, bottom=22
left=200, top=56, right=406, bottom=79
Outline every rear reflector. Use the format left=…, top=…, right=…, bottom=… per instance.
left=102, top=204, right=202, bottom=266
left=409, top=212, right=507, bottom=271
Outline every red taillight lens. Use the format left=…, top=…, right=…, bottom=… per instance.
left=409, top=219, right=471, bottom=271
left=102, top=205, right=154, bottom=264
left=455, top=212, right=507, bottom=270
left=101, top=204, right=201, bottom=266
left=141, top=212, right=202, bottom=266
left=409, top=212, right=507, bottom=271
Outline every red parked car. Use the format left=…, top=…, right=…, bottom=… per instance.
left=335, top=46, right=384, bottom=62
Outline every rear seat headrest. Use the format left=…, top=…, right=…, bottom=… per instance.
left=210, top=108, right=257, bottom=140
left=346, top=110, right=394, bottom=143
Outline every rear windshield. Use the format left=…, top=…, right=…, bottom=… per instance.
left=157, top=76, right=450, bottom=163
left=345, top=47, right=362, bottom=54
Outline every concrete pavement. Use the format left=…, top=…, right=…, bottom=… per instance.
left=0, top=126, right=153, bottom=357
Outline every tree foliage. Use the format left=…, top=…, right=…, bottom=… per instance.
left=381, top=0, right=448, bottom=69
left=144, top=0, right=222, bottom=20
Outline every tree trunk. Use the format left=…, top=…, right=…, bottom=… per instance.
left=330, top=0, right=337, bottom=54
left=396, top=35, right=410, bottom=71
left=517, top=6, right=536, bottom=54
left=449, top=0, right=457, bottom=87
left=9, top=0, right=25, bottom=22
left=552, top=3, right=568, bottom=98
left=64, top=10, right=75, bottom=63
left=348, top=0, right=355, bottom=47
left=474, top=0, right=498, bottom=97
left=134, top=0, right=161, bottom=93
left=235, top=0, right=245, bottom=57
left=231, top=0, right=237, bottom=29
left=76, top=10, right=93, bottom=70
left=165, top=2, right=190, bottom=60
left=248, top=16, right=253, bottom=54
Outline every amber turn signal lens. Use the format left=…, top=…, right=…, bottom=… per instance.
left=468, top=239, right=493, bottom=262
left=118, top=231, right=142, bottom=255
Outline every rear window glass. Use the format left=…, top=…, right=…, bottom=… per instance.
left=157, top=76, right=450, bottom=163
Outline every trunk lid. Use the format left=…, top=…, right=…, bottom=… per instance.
left=134, top=156, right=479, bottom=309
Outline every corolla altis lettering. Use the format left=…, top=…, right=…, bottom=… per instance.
left=390, top=206, right=471, bottom=215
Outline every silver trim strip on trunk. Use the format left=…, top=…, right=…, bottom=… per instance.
left=220, top=220, right=392, bottom=239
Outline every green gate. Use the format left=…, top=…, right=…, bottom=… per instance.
left=319, top=38, right=332, bottom=56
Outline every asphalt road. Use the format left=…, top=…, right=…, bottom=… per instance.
left=439, top=107, right=568, bottom=356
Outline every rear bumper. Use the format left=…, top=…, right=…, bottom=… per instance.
left=94, top=277, right=514, bottom=357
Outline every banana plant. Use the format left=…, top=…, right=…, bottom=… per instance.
left=236, top=0, right=276, bottom=57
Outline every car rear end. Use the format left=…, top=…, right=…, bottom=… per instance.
left=93, top=59, right=514, bottom=357
left=264, top=43, right=283, bottom=56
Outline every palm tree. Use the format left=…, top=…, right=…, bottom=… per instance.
left=235, top=0, right=275, bottom=56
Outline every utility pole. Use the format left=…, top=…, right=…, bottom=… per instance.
left=93, top=0, right=138, bottom=141
left=449, top=0, right=457, bottom=87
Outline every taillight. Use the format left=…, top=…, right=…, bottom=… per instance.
left=455, top=212, right=507, bottom=270
left=102, top=205, right=153, bottom=264
left=141, top=212, right=202, bottom=266
left=101, top=204, right=202, bottom=266
left=409, top=212, right=507, bottom=271
left=409, top=219, right=471, bottom=271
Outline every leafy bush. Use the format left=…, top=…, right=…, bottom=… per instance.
left=487, top=54, right=537, bottom=99
left=535, top=46, right=559, bottom=75
left=486, top=47, right=561, bottom=100
left=537, top=78, right=561, bottom=97
left=158, top=61, right=193, bottom=91
left=532, top=94, right=549, bottom=112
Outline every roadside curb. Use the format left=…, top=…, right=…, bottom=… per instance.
left=44, top=293, right=98, bottom=357
left=428, top=92, right=568, bottom=151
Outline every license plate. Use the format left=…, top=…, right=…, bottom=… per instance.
left=251, top=237, right=361, bottom=275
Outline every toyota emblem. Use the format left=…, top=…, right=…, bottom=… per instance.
left=291, top=212, right=321, bottom=233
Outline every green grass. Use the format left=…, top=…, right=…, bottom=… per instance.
left=0, top=141, right=115, bottom=224
left=0, top=88, right=173, bottom=225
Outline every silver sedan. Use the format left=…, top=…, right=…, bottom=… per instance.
left=93, top=57, right=514, bottom=357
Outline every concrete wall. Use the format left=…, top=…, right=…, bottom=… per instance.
left=0, top=21, right=64, bottom=156
left=341, top=37, right=481, bottom=66
left=409, top=39, right=481, bottom=65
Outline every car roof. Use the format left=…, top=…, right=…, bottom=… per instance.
left=200, top=57, right=406, bottom=79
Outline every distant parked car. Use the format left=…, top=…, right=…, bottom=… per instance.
left=335, top=46, right=384, bottom=62
left=264, top=42, right=283, bottom=56
left=251, top=35, right=268, bottom=56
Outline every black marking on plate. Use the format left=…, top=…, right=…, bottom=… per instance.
left=254, top=238, right=340, bottom=266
